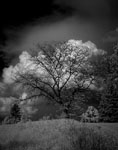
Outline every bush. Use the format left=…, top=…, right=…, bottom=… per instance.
left=81, top=106, right=99, bottom=122
left=2, top=115, right=22, bottom=124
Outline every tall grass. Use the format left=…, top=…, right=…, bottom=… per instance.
left=0, top=119, right=118, bottom=150
left=66, top=121, right=118, bottom=150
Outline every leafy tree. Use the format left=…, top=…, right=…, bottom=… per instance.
left=14, top=41, right=99, bottom=118
left=81, top=106, right=99, bottom=122
left=3, top=102, right=22, bottom=124
left=98, top=44, right=118, bottom=122
left=10, top=103, right=22, bottom=123
left=10, top=103, right=21, bottom=120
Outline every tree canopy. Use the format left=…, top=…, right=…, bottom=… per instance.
left=8, top=40, right=105, bottom=118
left=98, top=44, right=118, bottom=122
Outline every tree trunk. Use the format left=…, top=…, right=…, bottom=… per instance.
left=63, top=108, right=70, bottom=118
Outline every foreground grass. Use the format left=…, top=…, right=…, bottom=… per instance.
left=0, top=119, right=118, bottom=150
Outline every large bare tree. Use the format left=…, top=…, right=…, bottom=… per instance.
left=15, top=41, right=95, bottom=117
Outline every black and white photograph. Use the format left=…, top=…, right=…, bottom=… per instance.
left=0, top=0, right=118, bottom=149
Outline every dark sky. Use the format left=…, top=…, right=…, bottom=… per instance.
left=0, top=0, right=118, bottom=75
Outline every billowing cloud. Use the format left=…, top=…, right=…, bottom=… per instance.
left=2, top=39, right=106, bottom=85
left=67, top=40, right=106, bottom=56
left=2, top=51, right=35, bottom=84
left=0, top=97, right=17, bottom=114
left=20, top=92, right=27, bottom=100
left=2, top=66, right=15, bottom=84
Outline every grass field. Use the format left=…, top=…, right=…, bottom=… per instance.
left=0, top=119, right=118, bottom=150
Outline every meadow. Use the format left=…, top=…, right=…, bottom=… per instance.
left=0, top=119, right=118, bottom=150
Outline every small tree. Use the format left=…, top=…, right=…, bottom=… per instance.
left=3, top=102, right=22, bottom=124
left=10, top=103, right=21, bottom=120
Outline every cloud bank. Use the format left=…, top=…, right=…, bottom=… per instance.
left=3, top=39, right=106, bottom=84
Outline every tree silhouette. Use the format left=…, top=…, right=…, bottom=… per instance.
left=14, top=41, right=96, bottom=118
left=3, top=102, right=22, bottom=124
left=10, top=103, right=21, bottom=122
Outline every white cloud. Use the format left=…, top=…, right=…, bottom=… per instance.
left=0, top=97, right=17, bottom=113
left=20, top=92, right=27, bottom=100
left=67, top=39, right=106, bottom=56
left=2, top=66, right=15, bottom=84
left=2, top=51, right=36, bottom=84
left=2, top=39, right=106, bottom=86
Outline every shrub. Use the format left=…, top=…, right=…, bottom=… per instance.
left=2, top=115, right=18, bottom=124
left=81, top=106, right=99, bottom=122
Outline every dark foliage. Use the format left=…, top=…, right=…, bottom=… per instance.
left=10, top=103, right=21, bottom=121
left=3, top=103, right=22, bottom=124
left=98, top=44, right=118, bottom=122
